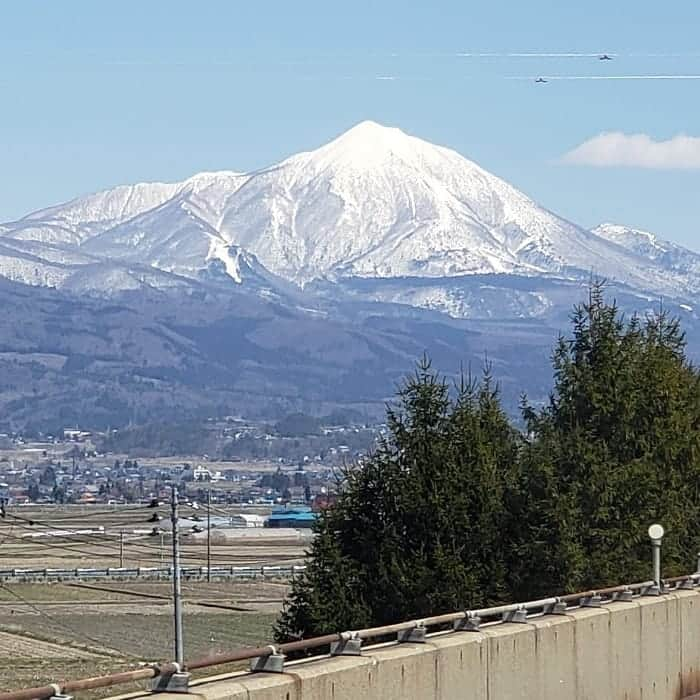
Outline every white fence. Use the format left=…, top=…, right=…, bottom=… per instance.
left=0, top=564, right=305, bottom=582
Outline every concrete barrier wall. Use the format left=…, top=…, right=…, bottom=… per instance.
left=120, top=589, right=700, bottom=700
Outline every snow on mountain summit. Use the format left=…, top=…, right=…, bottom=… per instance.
left=294, top=120, right=444, bottom=170
left=593, top=223, right=672, bottom=257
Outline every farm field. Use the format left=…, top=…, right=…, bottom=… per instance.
left=0, top=505, right=304, bottom=697
left=0, top=580, right=285, bottom=696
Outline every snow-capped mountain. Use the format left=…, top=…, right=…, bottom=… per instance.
left=4, top=121, right=700, bottom=428
left=213, top=121, right=662, bottom=288
left=1, top=121, right=699, bottom=314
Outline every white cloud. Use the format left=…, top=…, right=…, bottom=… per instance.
left=561, top=132, right=700, bottom=169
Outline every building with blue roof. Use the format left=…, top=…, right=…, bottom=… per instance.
left=267, top=505, right=318, bottom=528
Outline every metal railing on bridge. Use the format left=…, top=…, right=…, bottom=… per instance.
left=1, top=571, right=698, bottom=700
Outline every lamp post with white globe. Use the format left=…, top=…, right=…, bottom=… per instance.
left=648, top=523, right=665, bottom=593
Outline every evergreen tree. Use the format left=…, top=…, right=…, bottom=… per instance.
left=514, top=284, right=700, bottom=595
left=275, top=510, right=372, bottom=638
left=275, top=357, right=519, bottom=640
left=448, top=369, right=521, bottom=604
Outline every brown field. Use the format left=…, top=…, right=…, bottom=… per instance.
left=0, top=581, right=286, bottom=696
left=0, top=629, right=105, bottom=660
left=0, top=506, right=303, bottom=697
left=0, top=539, right=307, bottom=570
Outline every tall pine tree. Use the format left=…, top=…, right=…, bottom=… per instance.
left=514, top=284, right=700, bottom=595
left=275, top=358, right=519, bottom=641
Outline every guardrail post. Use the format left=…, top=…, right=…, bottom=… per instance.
left=453, top=613, right=481, bottom=631
left=545, top=598, right=568, bottom=614
left=152, top=663, right=190, bottom=693
left=250, top=646, right=285, bottom=673
left=397, top=621, right=426, bottom=643
left=48, top=684, right=73, bottom=700
left=613, top=587, right=634, bottom=602
left=330, top=633, right=362, bottom=656
left=581, top=594, right=603, bottom=607
left=502, top=606, right=528, bottom=623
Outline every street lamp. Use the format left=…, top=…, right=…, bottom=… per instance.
left=648, top=523, right=664, bottom=593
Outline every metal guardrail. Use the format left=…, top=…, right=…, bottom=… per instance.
left=1, top=572, right=698, bottom=700
left=0, top=564, right=305, bottom=582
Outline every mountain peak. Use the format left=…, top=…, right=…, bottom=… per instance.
left=342, top=119, right=405, bottom=139
left=304, top=120, right=435, bottom=170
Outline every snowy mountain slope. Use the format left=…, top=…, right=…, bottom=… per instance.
left=322, top=272, right=686, bottom=324
left=1, top=171, right=246, bottom=249
left=0, top=237, right=101, bottom=266
left=4, top=181, right=182, bottom=245
left=0, top=240, right=74, bottom=288
left=0, top=222, right=296, bottom=309
left=592, top=223, right=700, bottom=284
left=178, top=171, right=249, bottom=227
left=1, top=121, right=699, bottom=311
left=0, top=237, right=201, bottom=294
left=81, top=195, right=222, bottom=277
left=79, top=193, right=294, bottom=297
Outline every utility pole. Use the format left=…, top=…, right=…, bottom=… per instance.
left=207, top=488, right=211, bottom=583
left=160, top=531, right=164, bottom=564
left=171, top=484, right=184, bottom=667
left=119, top=530, right=124, bottom=568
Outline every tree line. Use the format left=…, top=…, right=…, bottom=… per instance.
left=276, top=285, right=700, bottom=641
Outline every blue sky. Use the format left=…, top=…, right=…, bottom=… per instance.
left=2, top=0, right=700, bottom=248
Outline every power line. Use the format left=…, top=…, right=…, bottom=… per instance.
left=1, top=509, right=290, bottom=566
left=18, top=504, right=155, bottom=523
left=0, top=520, right=277, bottom=566
left=0, top=524, right=16, bottom=547
left=0, top=527, right=143, bottom=562
left=0, top=529, right=130, bottom=558
left=0, top=516, right=170, bottom=560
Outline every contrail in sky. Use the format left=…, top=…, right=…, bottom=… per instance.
left=509, top=74, right=700, bottom=80
left=456, top=52, right=700, bottom=58
left=458, top=52, right=616, bottom=57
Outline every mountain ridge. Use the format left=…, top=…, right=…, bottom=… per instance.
left=2, top=120, right=699, bottom=312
